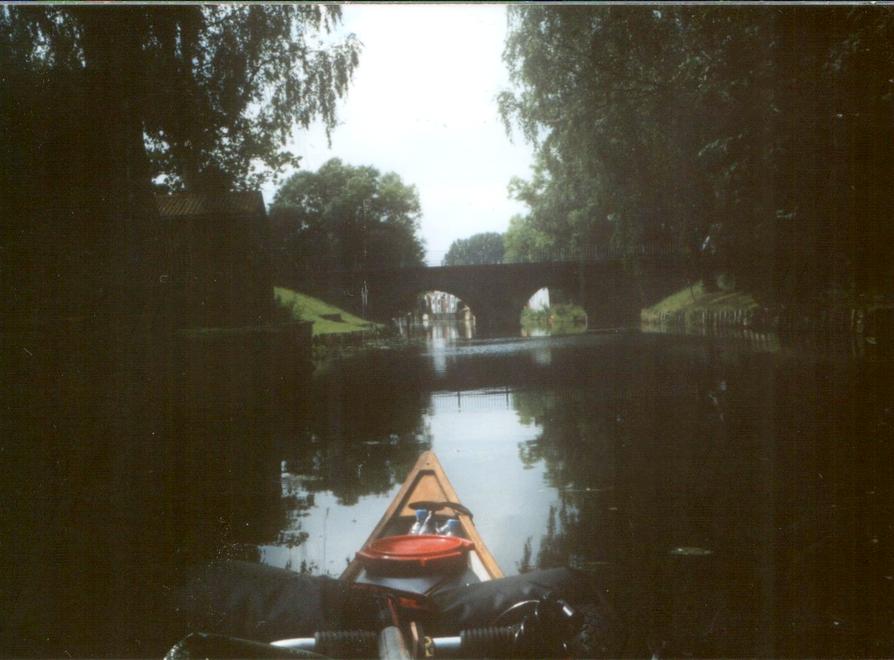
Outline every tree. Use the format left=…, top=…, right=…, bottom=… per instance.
left=499, top=6, right=894, bottom=303
left=2, top=5, right=360, bottom=191
left=135, top=5, right=360, bottom=192
left=1, top=5, right=360, bottom=324
left=270, top=159, right=426, bottom=275
left=503, top=214, right=554, bottom=263
left=442, top=232, right=505, bottom=266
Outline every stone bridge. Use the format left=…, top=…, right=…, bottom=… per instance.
left=282, top=255, right=695, bottom=333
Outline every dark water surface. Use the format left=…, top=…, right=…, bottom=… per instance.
left=2, top=325, right=892, bottom=656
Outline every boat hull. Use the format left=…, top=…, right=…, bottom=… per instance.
left=340, top=451, right=502, bottom=595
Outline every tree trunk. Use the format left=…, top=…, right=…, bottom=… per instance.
left=77, top=7, right=164, bottom=339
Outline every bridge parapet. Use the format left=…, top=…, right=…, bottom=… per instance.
left=281, top=254, right=692, bottom=333
left=279, top=244, right=687, bottom=275
left=434, top=243, right=685, bottom=267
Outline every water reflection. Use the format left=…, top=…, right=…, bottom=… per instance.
left=1, top=328, right=892, bottom=656
left=643, top=323, right=781, bottom=353
left=423, top=320, right=474, bottom=375
left=281, top=327, right=894, bottom=657
left=0, top=337, right=306, bottom=656
left=504, top=352, right=894, bottom=656
left=424, top=318, right=475, bottom=343
left=522, top=322, right=587, bottom=338
left=425, top=388, right=555, bottom=572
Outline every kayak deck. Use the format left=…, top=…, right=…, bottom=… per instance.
left=340, top=451, right=502, bottom=595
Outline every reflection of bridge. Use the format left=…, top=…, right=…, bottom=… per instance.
left=284, top=253, right=694, bottom=332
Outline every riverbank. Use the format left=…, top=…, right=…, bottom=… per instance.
left=521, top=303, right=587, bottom=335
left=641, top=282, right=893, bottom=344
left=274, top=287, right=382, bottom=336
left=172, top=287, right=381, bottom=371
left=273, top=286, right=420, bottom=363
left=640, top=283, right=767, bottom=329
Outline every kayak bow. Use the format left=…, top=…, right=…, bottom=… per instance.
left=341, top=450, right=502, bottom=600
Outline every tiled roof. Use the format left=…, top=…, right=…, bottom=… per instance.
left=155, top=191, right=265, bottom=218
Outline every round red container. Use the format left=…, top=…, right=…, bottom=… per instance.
left=356, top=534, right=475, bottom=574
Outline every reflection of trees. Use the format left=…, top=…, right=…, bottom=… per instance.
left=0, top=340, right=303, bottom=656
left=535, top=503, right=574, bottom=569
left=514, top=388, right=620, bottom=500
left=512, top=377, right=758, bottom=654
left=511, top=352, right=894, bottom=656
left=277, top=352, right=433, bottom=505
left=1, top=339, right=435, bottom=656
left=282, top=434, right=431, bottom=507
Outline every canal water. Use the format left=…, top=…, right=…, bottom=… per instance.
left=1, top=324, right=892, bottom=656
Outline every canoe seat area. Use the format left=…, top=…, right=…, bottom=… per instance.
left=397, top=472, right=464, bottom=519
left=341, top=451, right=503, bottom=585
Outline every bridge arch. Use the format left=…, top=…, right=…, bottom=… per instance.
left=381, top=277, right=529, bottom=335
left=289, top=258, right=691, bottom=335
left=518, top=285, right=589, bottom=334
left=389, top=287, right=477, bottom=322
left=420, top=290, right=475, bottom=322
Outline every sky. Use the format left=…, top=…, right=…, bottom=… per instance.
left=261, top=4, right=535, bottom=266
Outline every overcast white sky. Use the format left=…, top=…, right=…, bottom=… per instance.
left=261, top=3, right=534, bottom=266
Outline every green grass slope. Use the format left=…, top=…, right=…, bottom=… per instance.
left=274, top=287, right=381, bottom=336
left=642, top=282, right=760, bottom=325
left=645, top=282, right=759, bottom=315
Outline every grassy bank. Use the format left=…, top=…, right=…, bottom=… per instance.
left=643, top=282, right=759, bottom=317
left=274, top=287, right=382, bottom=336
left=521, top=303, right=588, bottom=334
left=641, top=283, right=766, bottom=328
left=643, top=283, right=894, bottom=344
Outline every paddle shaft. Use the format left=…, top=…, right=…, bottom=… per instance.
left=271, top=626, right=517, bottom=657
left=378, top=626, right=412, bottom=660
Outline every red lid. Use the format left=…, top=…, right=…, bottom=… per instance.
left=356, top=535, right=475, bottom=574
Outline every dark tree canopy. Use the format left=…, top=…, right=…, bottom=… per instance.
left=270, top=159, right=426, bottom=276
left=1, top=5, right=359, bottom=322
left=442, top=232, right=505, bottom=266
left=136, top=5, right=360, bottom=192
left=500, top=6, right=894, bottom=302
left=1, top=5, right=360, bottom=192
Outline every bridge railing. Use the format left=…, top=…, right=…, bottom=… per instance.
left=278, top=244, right=686, bottom=275
left=498, top=243, right=683, bottom=264
left=428, top=243, right=685, bottom=267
